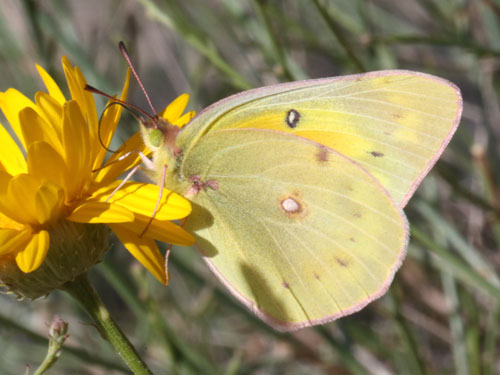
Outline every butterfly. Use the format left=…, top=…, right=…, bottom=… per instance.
left=101, top=45, right=462, bottom=331
left=135, top=69, right=462, bottom=331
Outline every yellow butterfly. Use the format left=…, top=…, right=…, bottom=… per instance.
left=138, top=70, right=461, bottom=331
left=97, top=47, right=462, bottom=331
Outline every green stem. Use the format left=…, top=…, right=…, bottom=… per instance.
left=62, top=273, right=153, bottom=375
left=33, top=316, right=68, bottom=375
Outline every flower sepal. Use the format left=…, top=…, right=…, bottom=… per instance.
left=0, top=220, right=110, bottom=299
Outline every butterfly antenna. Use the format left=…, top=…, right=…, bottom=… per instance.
left=119, top=41, right=157, bottom=115
left=84, top=87, right=154, bottom=172
left=96, top=102, right=120, bottom=154
left=93, top=101, right=144, bottom=156
left=85, top=84, right=155, bottom=121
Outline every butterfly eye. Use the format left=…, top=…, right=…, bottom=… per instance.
left=149, top=129, right=163, bottom=147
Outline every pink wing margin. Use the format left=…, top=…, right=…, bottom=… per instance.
left=395, top=73, right=463, bottom=207
left=202, top=227, right=408, bottom=332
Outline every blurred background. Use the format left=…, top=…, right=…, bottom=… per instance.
left=0, top=0, right=497, bottom=374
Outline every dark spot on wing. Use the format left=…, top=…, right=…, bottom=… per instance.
left=286, top=109, right=300, bottom=128
left=336, top=258, right=348, bottom=267
left=368, top=151, right=384, bottom=157
left=315, top=146, right=329, bottom=163
left=282, top=281, right=290, bottom=289
left=353, top=212, right=362, bottom=218
left=314, top=273, right=320, bottom=280
left=349, top=237, right=356, bottom=242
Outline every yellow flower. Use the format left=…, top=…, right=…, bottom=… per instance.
left=159, top=93, right=195, bottom=128
left=0, top=57, right=194, bottom=295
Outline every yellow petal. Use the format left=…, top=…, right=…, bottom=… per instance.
left=172, top=111, right=196, bottom=128
left=36, top=64, right=66, bottom=105
left=160, top=93, right=189, bottom=122
left=0, top=124, right=26, bottom=175
left=61, top=100, right=91, bottom=197
left=0, top=211, right=24, bottom=231
left=0, top=89, right=38, bottom=149
left=0, top=172, right=23, bottom=227
left=62, top=57, right=98, bottom=159
left=35, top=91, right=63, bottom=138
left=76, top=66, right=100, bottom=159
left=94, top=132, right=151, bottom=185
left=67, top=201, right=134, bottom=223
left=19, top=107, right=63, bottom=155
left=0, top=170, right=12, bottom=216
left=15, top=230, right=50, bottom=273
left=5, top=174, right=39, bottom=225
left=110, top=224, right=166, bottom=284
left=0, top=227, right=31, bottom=256
left=91, top=181, right=191, bottom=221
left=120, top=217, right=194, bottom=246
left=35, top=181, right=65, bottom=225
left=0, top=169, right=10, bottom=190
left=93, top=69, right=131, bottom=170
left=27, top=141, right=67, bottom=193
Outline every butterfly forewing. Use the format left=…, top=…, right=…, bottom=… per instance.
left=179, top=129, right=408, bottom=331
left=179, top=71, right=461, bottom=207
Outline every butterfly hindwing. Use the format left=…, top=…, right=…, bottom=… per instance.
left=179, top=128, right=408, bottom=331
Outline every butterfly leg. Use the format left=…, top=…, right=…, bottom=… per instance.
left=165, top=245, right=172, bottom=285
left=164, top=216, right=187, bottom=285
left=93, top=149, right=155, bottom=172
left=139, top=163, right=168, bottom=237
left=137, top=150, right=156, bottom=171
left=104, top=164, right=140, bottom=202
left=102, top=151, right=154, bottom=202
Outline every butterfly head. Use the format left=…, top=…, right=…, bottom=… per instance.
left=139, top=115, right=181, bottom=153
